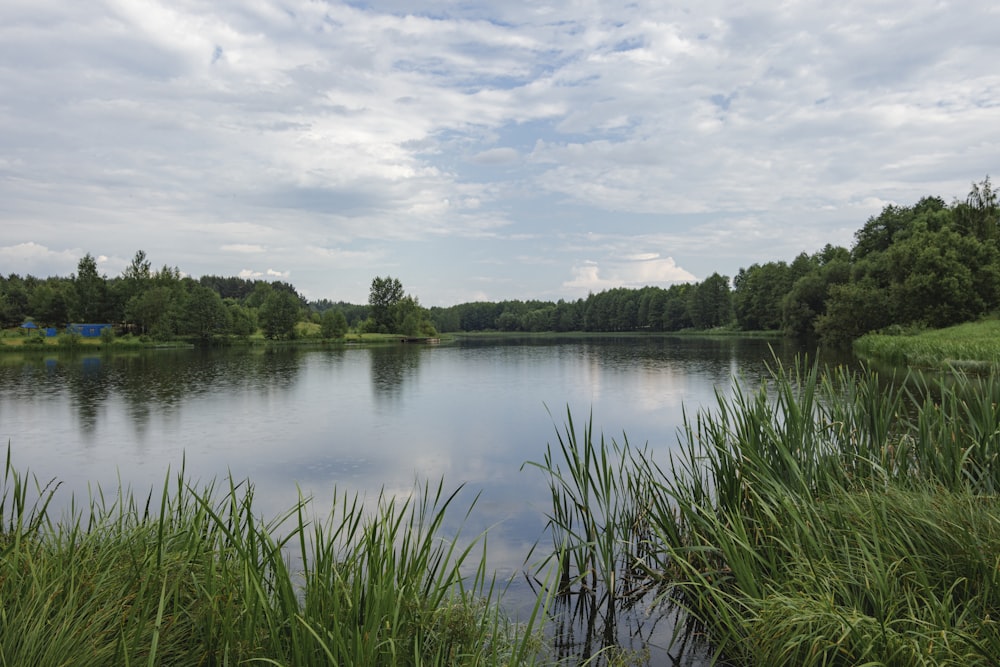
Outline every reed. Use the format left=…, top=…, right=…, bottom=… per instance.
left=522, top=409, right=667, bottom=663
left=0, top=450, right=544, bottom=666
left=532, top=358, right=1000, bottom=664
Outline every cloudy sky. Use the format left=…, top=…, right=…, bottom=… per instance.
left=1, top=1, right=997, bottom=305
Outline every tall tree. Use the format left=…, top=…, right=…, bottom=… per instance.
left=182, top=285, right=231, bottom=343
left=368, top=276, right=404, bottom=333
left=259, top=289, right=301, bottom=339
left=687, top=273, right=732, bottom=329
left=28, top=279, right=70, bottom=326
left=953, top=176, right=998, bottom=242
left=116, top=250, right=153, bottom=328
left=733, top=262, right=790, bottom=331
left=70, top=253, right=109, bottom=322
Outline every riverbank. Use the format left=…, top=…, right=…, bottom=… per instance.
left=447, top=327, right=784, bottom=340
left=0, top=325, right=785, bottom=354
left=0, top=328, right=446, bottom=352
left=853, top=317, right=1000, bottom=369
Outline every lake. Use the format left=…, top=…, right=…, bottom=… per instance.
left=0, top=335, right=853, bottom=663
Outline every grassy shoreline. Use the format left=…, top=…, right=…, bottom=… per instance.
left=0, top=329, right=436, bottom=353
left=854, top=317, right=1000, bottom=370
left=1, top=326, right=784, bottom=353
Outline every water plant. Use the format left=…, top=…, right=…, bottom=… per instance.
left=530, top=358, right=1000, bottom=665
left=523, top=409, right=680, bottom=665
left=0, top=449, right=545, bottom=666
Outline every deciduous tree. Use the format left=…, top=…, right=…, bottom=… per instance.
left=320, top=309, right=348, bottom=339
left=259, top=289, right=301, bottom=339
left=368, top=276, right=404, bottom=333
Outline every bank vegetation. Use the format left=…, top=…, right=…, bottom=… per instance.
left=526, top=358, right=1000, bottom=665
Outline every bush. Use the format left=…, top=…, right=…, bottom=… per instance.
left=22, top=334, right=45, bottom=347
left=58, top=332, right=81, bottom=348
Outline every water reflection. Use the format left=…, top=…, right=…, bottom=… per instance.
left=66, top=355, right=110, bottom=436
left=0, top=348, right=309, bottom=450
left=368, top=344, right=423, bottom=402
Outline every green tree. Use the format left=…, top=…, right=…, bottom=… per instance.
left=733, top=262, right=791, bottom=331
left=182, top=286, right=231, bottom=343
left=227, top=301, right=256, bottom=338
left=392, top=295, right=436, bottom=337
left=886, top=226, right=1000, bottom=328
left=428, top=306, right=461, bottom=333
left=368, top=276, right=404, bottom=333
left=953, top=176, right=998, bottom=242
left=815, top=281, right=892, bottom=346
left=259, top=290, right=301, bottom=339
left=320, top=309, right=348, bottom=339
left=781, top=246, right=850, bottom=337
left=70, top=254, right=109, bottom=322
left=1, top=274, right=31, bottom=327
left=27, top=279, right=70, bottom=326
left=662, top=283, right=694, bottom=330
left=116, top=250, right=153, bottom=328
left=687, top=273, right=732, bottom=329
left=126, top=286, right=177, bottom=338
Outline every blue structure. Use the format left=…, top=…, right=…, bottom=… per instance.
left=21, top=322, right=57, bottom=337
left=68, top=323, right=112, bottom=338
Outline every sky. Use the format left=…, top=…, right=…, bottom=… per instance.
left=1, top=1, right=998, bottom=306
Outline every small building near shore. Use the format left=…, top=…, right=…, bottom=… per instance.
left=68, top=323, right=112, bottom=338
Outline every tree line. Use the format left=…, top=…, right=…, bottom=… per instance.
left=2, top=177, right=996, bottom=345
left=0, top=250, right=315, bottom=342
left=0, top=250, right=440, bottom=343
left=428, top=177, right=999, bottom=345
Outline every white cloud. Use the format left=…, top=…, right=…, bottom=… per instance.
left=563, top=254, right=696, bottom=293
left=237, top=268, right=288, bottom=280
left=0, top=243, right=83, bottom=277
left=0, top=0, right=997, bottom=302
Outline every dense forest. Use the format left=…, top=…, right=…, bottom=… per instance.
left=1, top=177, right=996, bottom=345
left=428, top=177, right=999, bottom=345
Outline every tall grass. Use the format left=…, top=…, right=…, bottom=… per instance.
left=531, top=358, right=1000, bottom=665
left=523, top=410, right=663, bottom=663
left=855, top=318, right=1000, bottom=369
left=0, top=451, right=544, bottom=666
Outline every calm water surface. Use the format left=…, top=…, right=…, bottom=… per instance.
left=0, top=336, right=853, bottom=663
